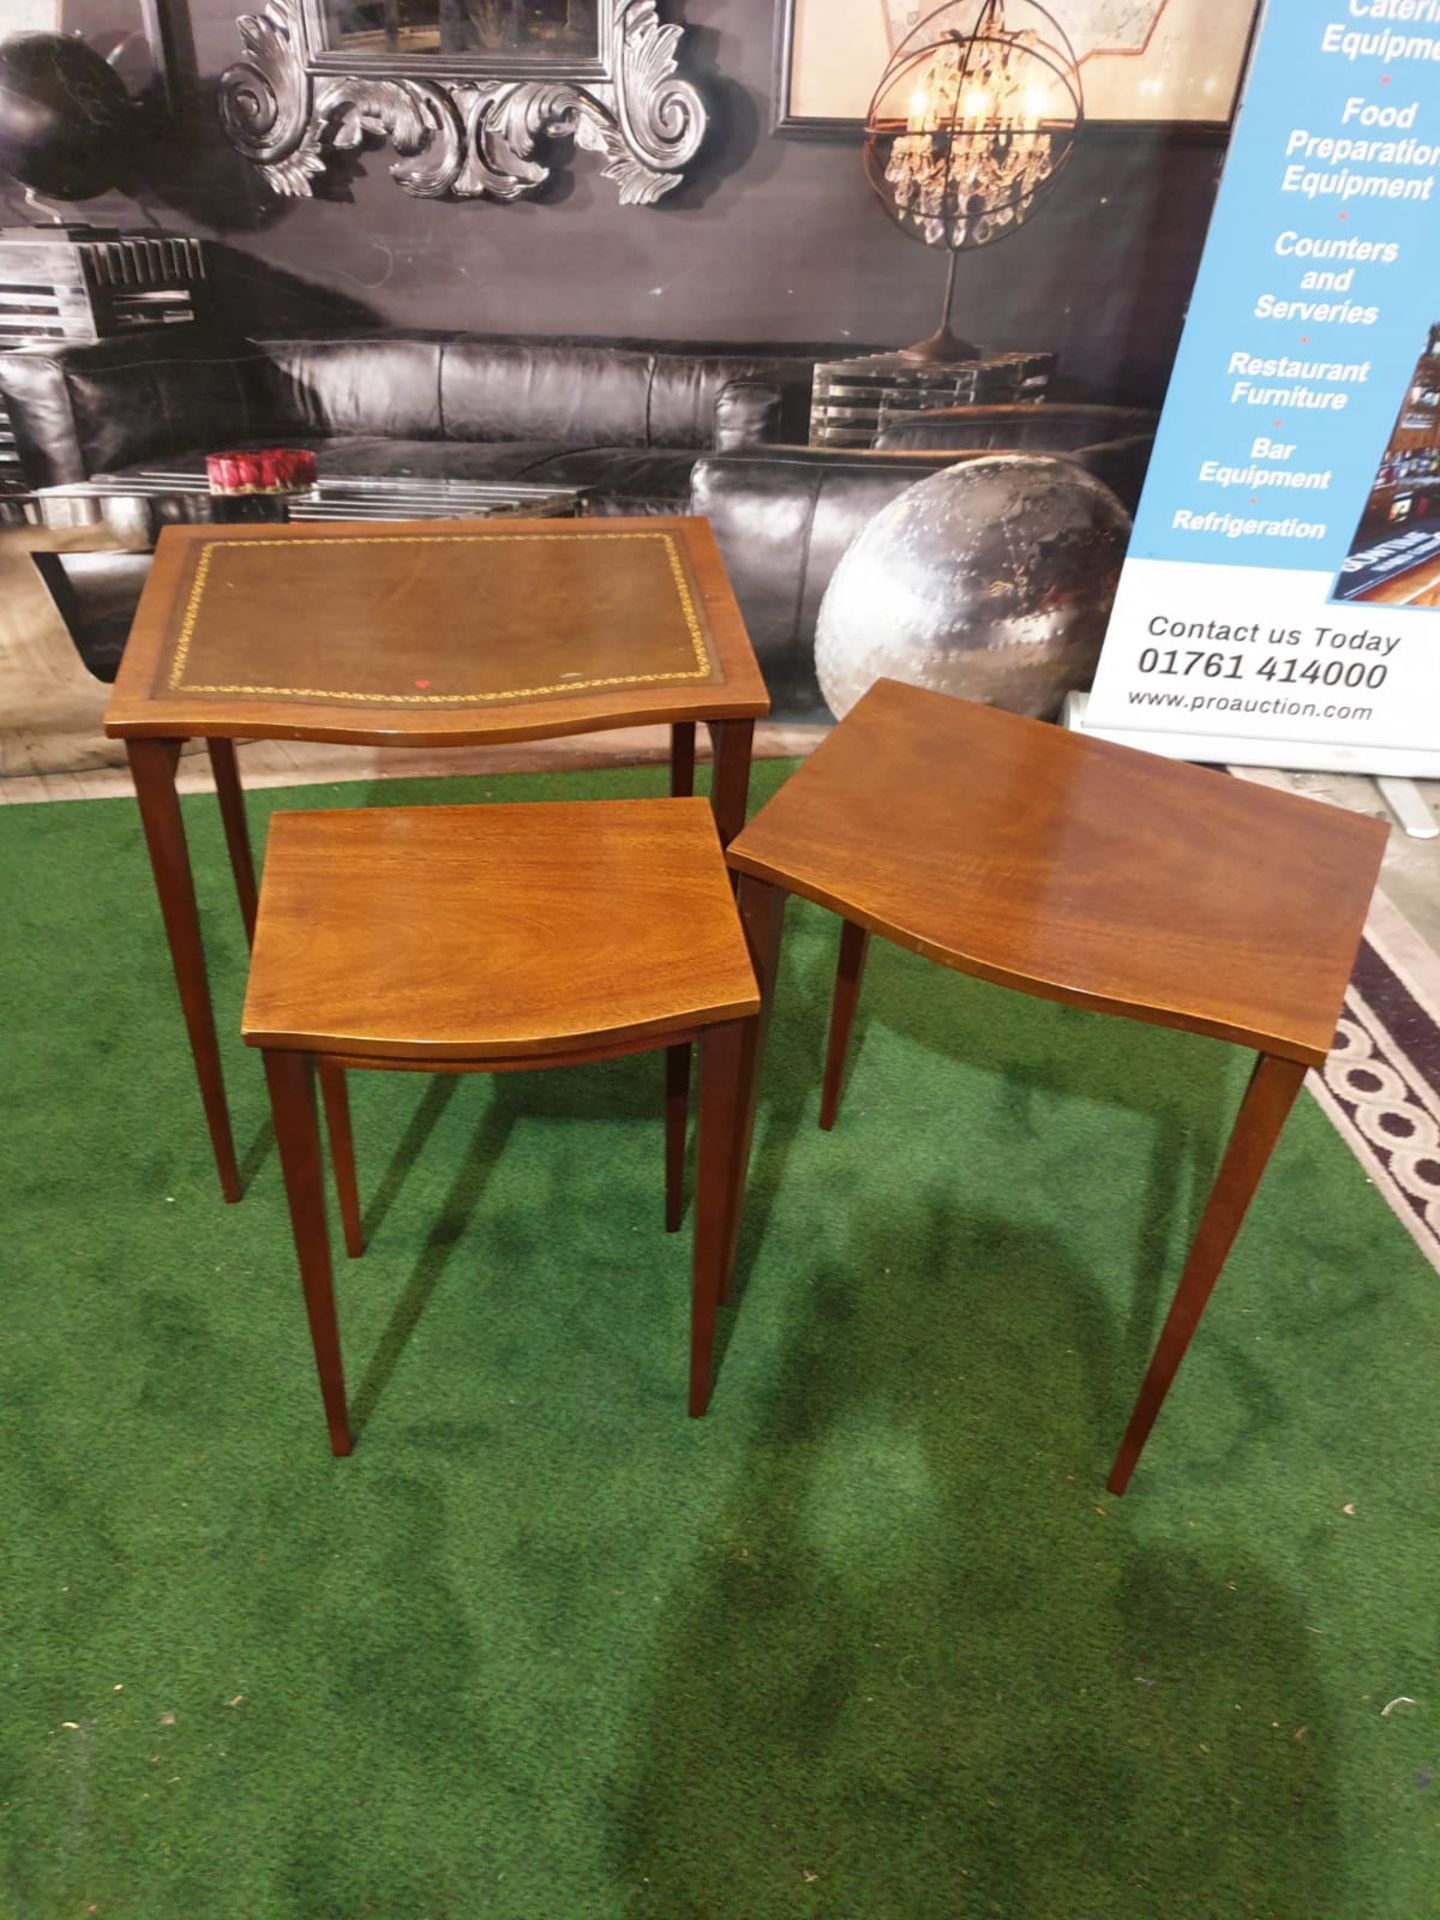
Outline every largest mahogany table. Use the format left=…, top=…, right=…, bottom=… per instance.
left=104, top=515, right=768, bottom=1202
left=725, top=679, right=1388, bottom=1494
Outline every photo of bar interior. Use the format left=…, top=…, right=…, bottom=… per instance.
left=1337, top=321, right=1440, bottom=606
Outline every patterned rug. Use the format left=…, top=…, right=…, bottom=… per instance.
left=1311, top=889, right=1440, bottom=1274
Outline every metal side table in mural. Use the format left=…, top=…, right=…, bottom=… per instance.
left=22, top=475, right=590, bottom=682
left=808, top=350, right=1053, bottom=450
left=0, top=228, right=208, bottom=499
left=22, top=472, right=589, bottom=533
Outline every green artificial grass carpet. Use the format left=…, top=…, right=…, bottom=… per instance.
left=2, top=756, right=1439, bottom=1920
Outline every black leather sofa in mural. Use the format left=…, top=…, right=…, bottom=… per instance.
left=688, top=446, right=954, bottom=716
left=0, top=326, right=824, bottom=511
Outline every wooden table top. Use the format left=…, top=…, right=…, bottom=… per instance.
left=104, top=515, right=768, bottom=745
left=242, top=798, right=760, bottom=1062
left=727, top=679, right=1388, bottom=1065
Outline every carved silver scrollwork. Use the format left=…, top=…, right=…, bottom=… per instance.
left=594, top=1, right=704, bottom=202
left=314, top=74, right=466, bottom=197
left=218, top=0, right=707, bottom=204
left=218, top=1, right=324, bottom=194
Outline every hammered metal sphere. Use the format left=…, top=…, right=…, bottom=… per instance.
left=815, top=454, right=1130, bottom=722
left=0, top=33, right=130, bottom=200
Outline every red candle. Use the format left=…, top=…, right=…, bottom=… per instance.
left=207, top=448, right=317, bottom=495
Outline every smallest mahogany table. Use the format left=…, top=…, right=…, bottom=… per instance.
left=242, top=797, right=760, bottom=1454
left=103, top=515, right=768, bottom=1204
left=724, top=678, right=1388, bottom=1494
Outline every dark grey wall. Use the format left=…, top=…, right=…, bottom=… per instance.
left=19, top=0, right=1226, bottom=405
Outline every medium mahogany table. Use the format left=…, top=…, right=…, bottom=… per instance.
left=242, top=798, right=759, bottom=1453
left=725, top=678, right=1388, bottom=1494
left=104, top=515, right=768, bottom=1203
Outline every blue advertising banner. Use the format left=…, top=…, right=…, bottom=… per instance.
left=1082, top=0, right=1440, bottom=775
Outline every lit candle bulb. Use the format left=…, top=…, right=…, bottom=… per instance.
left=908, top=85, right=928, bottom=133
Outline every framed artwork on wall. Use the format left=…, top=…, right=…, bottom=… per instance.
left=772, top=0, right=1261, bottom=138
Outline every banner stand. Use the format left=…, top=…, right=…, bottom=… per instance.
left=1080, top=0, right=1440, bottom=802
left=1375, top=777, right=1440, bottom=839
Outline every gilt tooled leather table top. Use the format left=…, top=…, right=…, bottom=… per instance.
left=104, top=515, right=768, bottom=745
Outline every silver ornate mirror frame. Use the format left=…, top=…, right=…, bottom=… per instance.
left=218, top=0, right=708, bottom=204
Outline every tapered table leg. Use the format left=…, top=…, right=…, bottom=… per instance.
left=670, top=722, right=697, bottom=799
left=318, top=1063, right=364, bottom=1258
left=127, top=737, right=241, bottom=1203
left=1107, top=1051, right=1307, bottom=1496
left=207, top=737, right=258, bottom=944
left=707, top=718, right=755, bottom=847
left=665, top=1043, right=690, bottom=1233
left=720, top=873, right=786, bottom=1291
left=264, top=1050, right=351, bottom=1456
left=210, top=735, right=360, bottom=1231
left=690, top=1018, right=747, bottom=1416
left=819, top=920, right=870, bottom=1132
left=662, top=723, right=701, bottom=1205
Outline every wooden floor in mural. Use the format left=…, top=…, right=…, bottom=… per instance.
left=1356, top=556, right=1440, bottom=608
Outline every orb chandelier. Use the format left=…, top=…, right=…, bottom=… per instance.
left=864, top=0, right=1082, bottom=364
